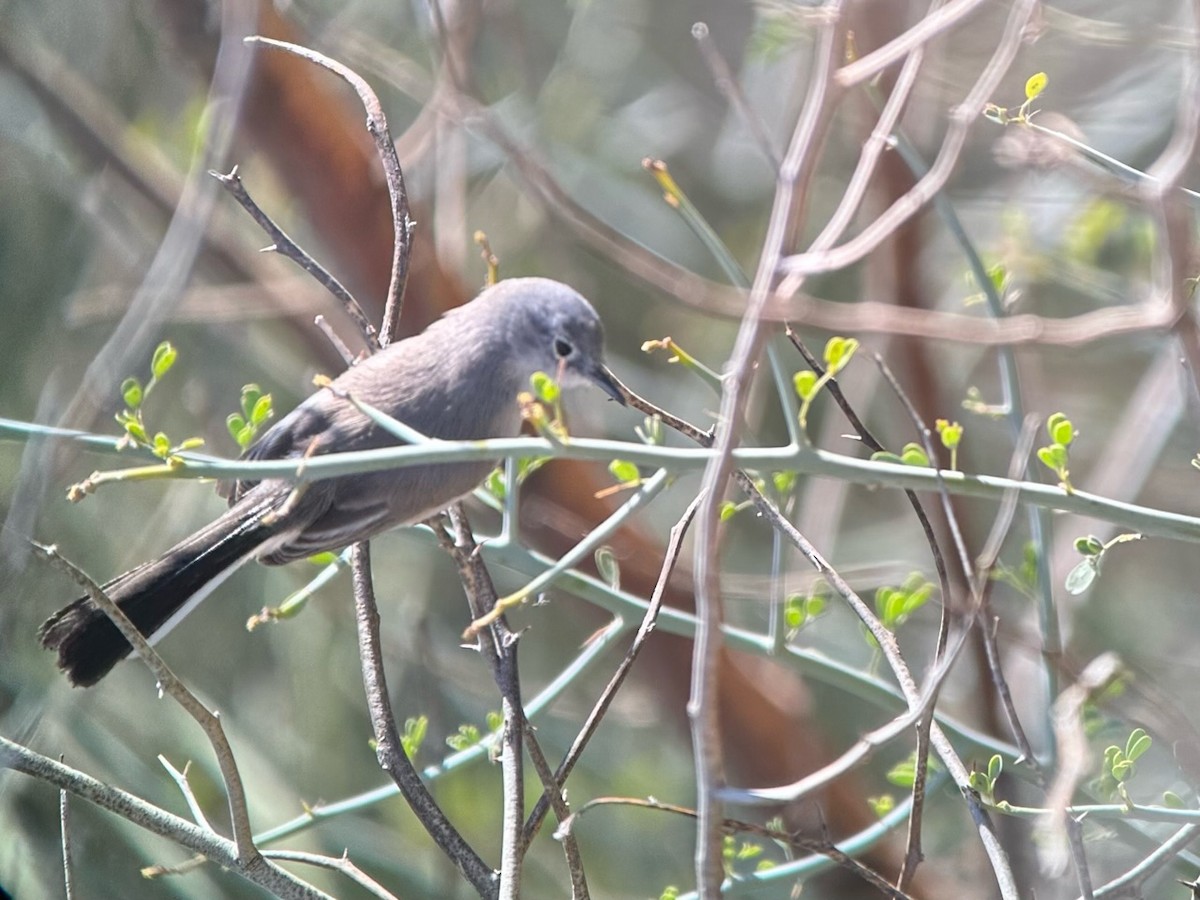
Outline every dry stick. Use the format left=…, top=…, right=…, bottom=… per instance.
left=31, top=545, right=254, bottom=854
left=776, top=0, right=1037, bottom=290
left=1039, top=653, right=1123, bottom=895
left=729, top=482, right=1017, bottom=898
left=350, top=542, right=498, bottom=898
left=210, top=167, right=380, bottom=351
left=0, top=738, right=329, bottom=900
left=25, top=543, right=325, bottom=891
left=441, top=505, right=527, bottom=900
left=523, top=492, right=705, bottom=845
left=245, top=36, right=414, bottom=344
left=59, top=776, right=74, bottom=900
left=835, top=0, right=992, bottom=88
left=519, top=720, right=590, bottom=900
left=433, top=507, right=591, bottom=898
left=261, top=850, right=398, bottom=900
left=691, top=22, right=780, bottom=170
left=786, top=328, right=954, bottom=890
left=337, top=32, right=1188, bottom=350
left=764, top=4, right=1032, bottom=893
left=972, top=417, right=1045, bottom=774
left=876, top=356, right=1102, bottom=895
left=560, top=796, right=913, bottom=900
left=314, top=314, right=358, bottom=366
left=1141, top=35, right=1200, bottom=387
left=688, top=9, right=846, bottom=893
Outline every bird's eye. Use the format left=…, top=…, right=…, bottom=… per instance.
left=554, top=337, right=574, bottom=358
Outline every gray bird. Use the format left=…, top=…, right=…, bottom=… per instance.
left=40, top=277, right=624, bottom=686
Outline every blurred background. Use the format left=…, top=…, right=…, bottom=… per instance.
left=3, top=0, right=1200, bottom=897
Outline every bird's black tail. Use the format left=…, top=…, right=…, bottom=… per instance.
left=39, top=500, right=279, bottom=687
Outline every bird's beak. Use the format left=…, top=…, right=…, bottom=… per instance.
left=591, top=365, right=627, bottom=405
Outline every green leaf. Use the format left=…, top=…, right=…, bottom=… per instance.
left=1163, top=790, right=1185, bottom=809
left=987, top=754, right=1003, bottom=782
left=870, top=450, right=904, bottom=464
left=1024, top=71, right=1048, bottom=100
left=307, top=552, right=339, bottom=566
left=719, top=501, right=739, bottom=522
left=867, top=795, right=895, bottom=817
left=236, top=426, right=255, bottom=449
left=1047, top=412, right=1069, bottom=439
left=446, top=724, right=481, bottom=751
left=936, top=419, right=963, bottom=449
left=968, top=771, right=989, bottom=795
left=608, top=459, right=640, bottom=484
left=121, top=377, right=143, bottom=410
left=793, top=370, right=818, bottom=400
left=485, top=710, right=503, bottom=732
left=125, top=420, right=147, bottom=443
left=594, top=546, right=620, bottom=590
left=805, top=596, right=826, bottom=618
left=485, top=468, right=506, bottom=501
left=1038, top=444, right=1068, bottom=471
left=530, top=371, right=560, bottom=404
left=401, top=715, right=428, bottom=759
left=1126, top=728, right=1151, bottom=761
left=1075, top=535, right=1104, bottom=556
left=886, top=758, right=916, bottom=787
left=151, top=341, right=177, bottom=379
left=1064, top=559, right=1097, bottom=595
left=241, top=384, right=262, bottom=420
left=772, top=470, right=796, bottom=495
left=176, top=437, right=205, bottom=451
left=250, top=394, right=273, bottom=426
left=903, top=583, right=933, bottom=615
left=823, top=336, right=859, bottom=374
left=152, top=432, right=170, bottom=456
left=899, top=443, right=929, bottom=467
left=1052, top=419, right=1074, bottom=446
left=227, top=413, right=247, bottom=444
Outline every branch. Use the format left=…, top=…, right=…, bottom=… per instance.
left=245, top=36, right=414, bottom=344
left=0, top=737, right=328, bottom=899
left=349, top=542, right=497, bottom=898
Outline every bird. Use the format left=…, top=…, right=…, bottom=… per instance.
left=39, top=277, right=624, bottom=687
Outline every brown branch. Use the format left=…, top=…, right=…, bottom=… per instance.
left=0, top=738, right=328, bottom=899
left=349, top=542, right=497, bottom=898
left=245, top=36, right=414, bottom=344
left=30, top=543, right=261, bottom=862
left=211, top=166, right=380, bottom=351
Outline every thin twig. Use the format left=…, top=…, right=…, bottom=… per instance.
left=688, top=7, right=847, bottom=892
left=159, top=757, right=215, bottom=833
left=441, top=506, right=525, bottom=900
left=314, top=314, right=358, bottom=366
left=30, top=543, right=260, bottom=863
left=520, top=720, right=590, bottom=900
left=261, top=849, right=399, bottom=900
left=245, top=36, right=414, bottom=344
left=349, top=542, right=497, bottom=898
left=1, top=737, right=328, bottom=899
left=59, top=776, right=74, bottom=900
left=777, top=0, right=1037, bottom=288
left=210, top=166, right=379, bottom=351
left=691, top=22, right=780, bottom=170
left=523, top=492, right=704, bottom=843
left=560, top=795, right=913, bottom=899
